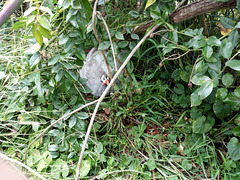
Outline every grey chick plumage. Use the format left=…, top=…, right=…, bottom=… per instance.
left=80, top=48, right=120, bottom=97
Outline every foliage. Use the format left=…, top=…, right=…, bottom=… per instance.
left=0, top=0, right=240, bottom=179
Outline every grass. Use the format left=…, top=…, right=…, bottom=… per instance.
left=1, top=4, right=240, bottom=180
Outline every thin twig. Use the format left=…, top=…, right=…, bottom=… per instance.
left=0, top=152, right=47, bottom=180
left=97, top=11, right=118, bottom=71
left=25, top=100, right=99, bottom=164
left=75, top=24, right=161, bottom=180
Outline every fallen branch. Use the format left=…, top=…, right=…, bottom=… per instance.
left=171, top=0, right=236, bottom=23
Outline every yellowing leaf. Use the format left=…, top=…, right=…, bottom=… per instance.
left=145, top=0, right=156, bottom=10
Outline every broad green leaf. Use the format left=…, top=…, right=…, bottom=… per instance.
left=233, top=126, right=240, bottom=137
left=12, top=21, right=26, bottom=29
left=131, top=33, right=139, bottom=40
left=34, top=30, right=43, bottom=46
left=95, top=142, right=103, bottom=153
left=145, top=0, right=156, bottom=9
left=82, top=0, right=92, bottom=20
left=227, top=137, right=240, bottom=161
left=202, top=46, right=213, bottom=59
left=192, top=116, right=212, bottom=134
left=69, top=116, right=77, bottom=128
left=182, top=159, right=192, bottom=170
left=76, top=112, right=89, bottom=119
left=58, top=33, right=69, bottom=45
left=213, top=100, right=232, bottom=119
left=71, top=0, right=82, bottom=9
left=146, top=159, right=156, bottom=171
left=207, top=36, right=221, bottom=46
left=118, top=41, right=128, bottom=48
left=80, top=160, right=91, bottom=177
left=39, top=25, right=52, bottom=39
left=220, top=17, right=235, bottom=29
left=222, top=73, right=234, bottom=87
left=191, top=90, right=202, bottom=106
left=38, top=16, right=51, bottom=31
left=216, top=88, right=228, bottom=100
left=24, top=7, right=37, bottom=16
left=115, top=31, right=124, bottom=40
left=48, top=144, right=59, bottom=151
left=0, top=71, right=6, bottom=80
left=29, top=52, right=41, bottom=68
left=198, top=80, right=213, bottom=99
left=226, top=59, right=240, bottom=71
left=128, top=10, right=139, bottom=18
left=192, top=75, right=210, bottom=86
left=221, top=40, right=233, bottom=59
left=99, top=41, right=110, bottom=50
left=228, top=30, right=239, bottom=48
left=195, top=60, right=205, bottom=73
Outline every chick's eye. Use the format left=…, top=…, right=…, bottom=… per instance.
left=101, top=75, right=106, bottom=82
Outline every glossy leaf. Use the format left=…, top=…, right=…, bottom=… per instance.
left=207, top=36, right=221, bottom=46
left=80, top=160, right=91, bottom=177
left=192, top=116, right=212, bottom=134
left=222, top=73, right=234, bottom=87
left=39, top=25, right=52, bottom=39
left=226, top=60, right=240, bottom=71
left=115, top=31, right=124, bottom=40
left=198, top=80, right=213, bottom=99
left=38, top=16, right=51, bottom=31
left=145, top=0, right=156, bottom=9
left=71, top=0, right=82, bottom=9
left=227, top=137, right=240, bottom=161
left=216, top=88, right=228, bottom=100
left=34, top=30, right=43, bottom=46
left=191, top=90, right=202, bottom=106
left=192, top=75, right=210, bottom=86
left=213, top=100, right=232, bottom=119
left=202, top=46, right=213, bottom=59
left=99, top=41, right=110, bottom=50
left=221, top=40, right=233, bottom=59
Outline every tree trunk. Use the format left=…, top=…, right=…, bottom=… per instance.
left=171, top=0, right=236, bottom=24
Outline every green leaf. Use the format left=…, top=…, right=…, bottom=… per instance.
left=69, top=116, right=77, bottom=128
left=131, top=33, right=139, bottom=40
left=207, top=36, right=221, bottom=46
left=34, top=30, right=43, bottom=46
left=202, top=46, right=213, bottom=59
left=191, top=90, right=202, bottom=106
left=226, top=59, right=240, bottom=71
left=174, top=84, right=185, bottom=94
left=213, top=100, right=232, bottom=119
left=222, top=73, right=234, bottom=87
left=192, top=116, right=212, bottom=134
left=38, top=16, right=51, bottom=31
left=0, top=71, right=6, bottom=80
left=115, top=31, right=124, bottom=40
left=146, top=159, right=156, bottom=171
left=195, top=60, right=205, bottom=73
left=71, top=0, right=82, bottom=9
left=38, top=25, right=52, bottom=39
left=118, top=41, right=129, bottom=48
left=198, top=80, right=213, bottom=100
left=228, top=30, right=239, bottom=48
left=95, top=142, right=103, bottom=153
left=216, top=88, right=228, bottom=100
left=12, top=21, right=26, bottom=29
left=220, top=17, right=235, bottom=29
left=145, top=0, right=156, bottom=9
left=221, top=40, right=233, bottom=59
left=128, top=10, right=139, bottom=18
left=233, top=126, right=240, bottom=137
left=80, top=160, right=91, bottom=177
left=192, top=75, right=210, bottom=86
left=48, top=144, right=59, bottom=151
left=227, top=137, right=240, bottom=161
left=76, top=112, right=89, bottom=119
left=29, top=53, right=41, bottom=68
left=58, top=33, right=69, bottom=45
left=99, top=41, right=110, bottom=50
left=182, top=159, right=193, bottom=170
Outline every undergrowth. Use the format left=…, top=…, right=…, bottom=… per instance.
left=0, top=0, right=240, bottom=179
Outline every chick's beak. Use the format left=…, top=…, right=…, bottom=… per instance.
left=102, top=79, right=110, bottom=86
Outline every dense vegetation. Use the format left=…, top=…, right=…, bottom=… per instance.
left=0, top=0, right=240, bottom=179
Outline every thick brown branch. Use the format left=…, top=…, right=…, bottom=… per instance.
left=171, top=0, right=236, bottom=24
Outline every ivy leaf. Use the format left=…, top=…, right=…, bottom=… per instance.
left=198, top=80, right=213, bottom=100
left=226, top=59, right=240, bottom=71
left=227, top=137, right=240, bottom=161
left=71, top=0, right=82, bottom=9
left=207, top=36, right=221, bottom=46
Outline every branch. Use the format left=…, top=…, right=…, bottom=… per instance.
left=171, top=0, right=236, bottom=24
left=0, top=0, right=24, bottom=27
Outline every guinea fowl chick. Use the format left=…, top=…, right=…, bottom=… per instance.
left=80, top=48, right=120, bottom=97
